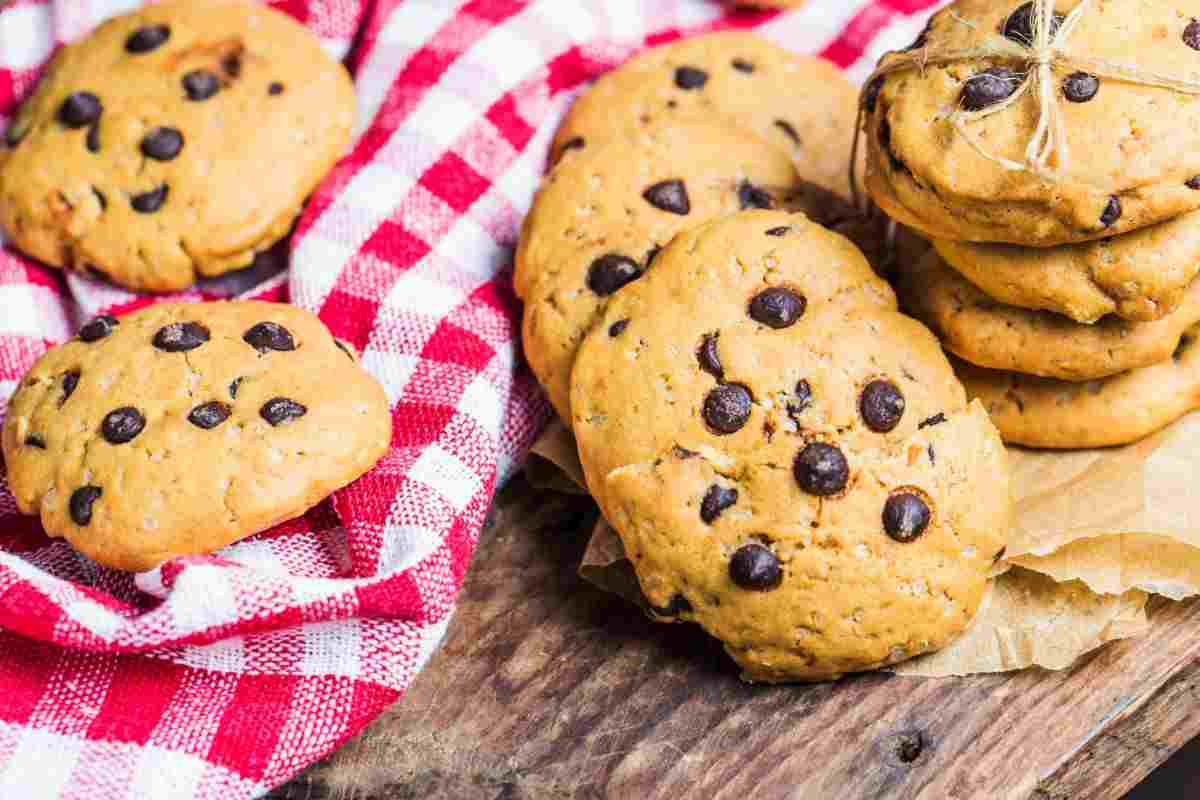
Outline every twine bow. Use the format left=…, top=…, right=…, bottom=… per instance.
left=850, top=0, right=1200, bottom=206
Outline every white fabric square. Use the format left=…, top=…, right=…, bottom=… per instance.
left=408, top=444, right=480, bottom=511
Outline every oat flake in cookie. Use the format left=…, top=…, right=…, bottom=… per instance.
left=0, top=1, right=355, bottom=292
left=1, top=302, right=392, bottom=572
left=571, top=211, right=1011, bottom=682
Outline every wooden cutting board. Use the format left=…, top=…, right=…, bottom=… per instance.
left=273, top=479, right=1200, bottom=800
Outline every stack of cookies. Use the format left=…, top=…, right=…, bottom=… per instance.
left=863, top=0, right=1200, bottom=449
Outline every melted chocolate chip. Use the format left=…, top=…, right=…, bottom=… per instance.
left=731, top=58, right=754, bottom=73
left=608, top=319, right=630, bottom=337
left=188, top=401, right=232, bottom=429
left=882, top=492, right=931, bottom=543
left=586, top=254, right=643, bottom=296
left=70, top=486, right=102, bottom=526
left=101, top=407, right=145, bottom=444
left=141, top=127, right=183, bottom=161
left=642, top=179, right=690, bottom=215
left=229, top=377, right=243, bottom=398
left=1101, top=196, right=1122, bottom=227
left=223, top=53, right=243, bottom=78
left=774, top=119, right=800, bottom=144
left=650, top=594, right=693, bottom=617
left=261, top=397, right=307, bottom=426
left=961, top=67, right=1020, bottom=111
left=864, top=76, right=886, bottom=113
left=131, top=185, right=168, bottom=213
left=697, top=334, right=723, bottom=379
left=729, top=544, right=782, bottom=590
left=860, top=379, right=905, bottom=432
left=1062, top=72, right=1099, bottom=103
left=1184, top=19, right=1200, bottom=50
left=59, top=92, right=102, bottom=128
left=86, top=123, right=101, bottom=153
left=183, top=70, right=220, bottom=101
left=1187, top=176, right=1200, bottom=190
left=703, top=384, right=753, bottom=434
left=152, top=321, right=209, bottom=352
left=125, top=25, right=170, bottom=53
left=748, top=287, right=806, bottom=329
left=24, top=433, right=46, bottom=449
left=765, top=226, right=791, bottom=237
left=794, top=442, right=849, bottom=496
left=788, top=380, right=813, bottom=420
left=700, top=485, right=738, bottom=524
left=738, top=182, right=772, bottom=210
left=268, top=82, right=285, bottom=95
left=79, top=314, right=118, bottom=342
left=1003, top=3, right=1064, bottom=46
left=243, top=321, right=296, bottom=352
left=674, top=66, right=708, bottom=90
left=60, top=370, right=80, bottom=406
left=918, top=412, right=946, bottom=430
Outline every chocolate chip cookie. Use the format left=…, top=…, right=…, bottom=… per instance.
left=864, top=0, right=1200, bottom=246
left=516, top=119, right=802, bottom=420
left=955, top=327, right=1200, bottom=449
left=0, top=1, right=354, bottom=292
left=2, top=302, right=391, bottom=571
left=897, top=250, right=1200, bottom=382
left=550, top=32, right=859, bottom=198
left=571, top=211, right=1011, bottom=682
left=934, top=208, right=1200, bottom=323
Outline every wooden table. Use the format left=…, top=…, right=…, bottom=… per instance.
left=273, top=479, right=1200, bottom=800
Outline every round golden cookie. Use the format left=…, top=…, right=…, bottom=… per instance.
left=956, top=328, right=1200, bottom=449
left=1, top=302, right=392, bottom=571
left=516, top=119, right=802, bottom=421
left=571, top=211, right=1011, bottom=682
left=863, top=0, right=1200, bottom=246
left=0, top=1, right=354, bottom=292
left=896, top=250, right=1200, bottom=382
left=550, top=32, right=859, bottom=198
left=934, top=208, right=1200, bottom=324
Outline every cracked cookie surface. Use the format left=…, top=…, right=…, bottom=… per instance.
left=570, top=211, right=1010, bottom=682
left=0, top=0, right=354, bottom=292
left=2, top=301, right=391, bottom=571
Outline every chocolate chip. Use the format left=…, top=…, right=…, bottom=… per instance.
left=131, top=185, right=168, bottom=213
left=223, top=53, right=242, bottom=78
left=700, top=485, right=738, bottom=524
left=765, top=226, right=791, bottom=237
left=125, top=25, right=170, bottom=53
left=774, top=119, right=800, bottom=144
left=60, top=370, right=80, bottom=406
left=1184, top=19, right=1200, bottom=50
left=893, top=731, right=925, bottom=764
left=794, top=442, right=849, bottom=496
left=24, top=433, right=46, bottom=449
left=243, top=321, right=296, bottom=352
left=729, top=544, right=782, bottom=591
left=860, top=379, right=905, bottom=432
left=864, top=75, right=886, bottom=113
left=183, top=70, right=220, bottom=101
left=79, top=314, right=118, bottom=342
left=674, top=66, right=708, bottom=89
left=101, top=407, right=145, bottom=444
left=1003, top=3, right=1064, bottom=46
left=642, top=179, right=690, bottom=215
left=86, top=123, right=101, bottom=153
left=229, top=377, right=243, bottom=398
left=738, top=181, right=772, bottom=210
left=697, top=334, right=723, bottom=379
left=1101, top=196, right=1122, bottom=227
left=586, top=254, right=642, bottom=296
left=961, top=67, right=1020, bottom=111
left=608, top=319, right=630, bottom=337
left=673, top=446, right=698, bottom=459
left=152, top=321, right=209, bottom=352
left=1174, top=334, right=1194, bottom=361
left=261, top=397, right=307, bottom=426
left=59, top=92, right=102, bottom=128
left=1188, top=176, right=1200, bottom=190
left=748, top=287, right=806, bottom=329
left=650, top=594, right=693, bottom=617
left=268, top=82, right=285, bottom=95
left=141, top=127, right=183, bottom=161
left=703, top=384, right=752, bottom=434
left=69, top=486, right=102, bottom=526
left=882, top=492, right=931, bottom=543
left=1062, top=72, right=1099, bottom=103
left=731, top=58, right=754, bottom=73
left=188, top=401, right=232, bottom=429
left=788, top=380, right=813, bottom=419
left=918, top=412, right=946, bottom=430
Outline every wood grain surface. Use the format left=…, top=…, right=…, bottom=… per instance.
left=272, top=479, right=1200, bottom=800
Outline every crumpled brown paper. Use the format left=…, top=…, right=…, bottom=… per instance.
left=528, top=412, right=1199, bottom=677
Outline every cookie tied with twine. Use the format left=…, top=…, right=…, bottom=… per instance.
left=856, top=0, right=1200, bottom=247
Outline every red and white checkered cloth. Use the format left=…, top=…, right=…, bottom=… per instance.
left=0, top=1, right=945, bottom=797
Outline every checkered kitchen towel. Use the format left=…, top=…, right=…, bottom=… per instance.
left=0, top=1, right=945, bottom=797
